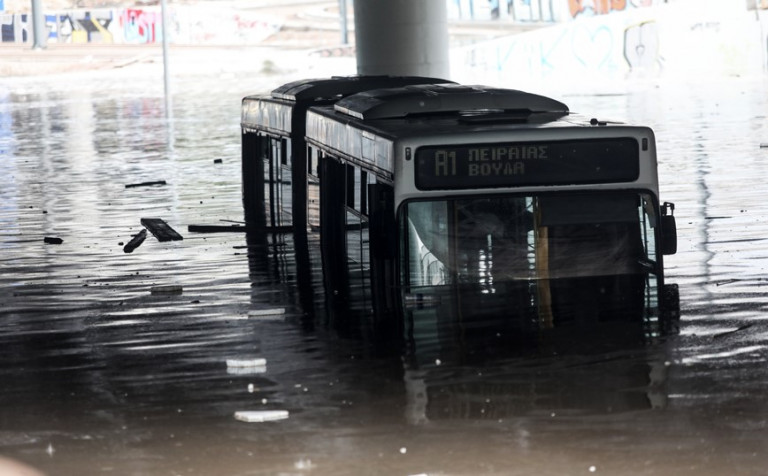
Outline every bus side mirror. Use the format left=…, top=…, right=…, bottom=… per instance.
left=661, top=202, right=677, bottom=255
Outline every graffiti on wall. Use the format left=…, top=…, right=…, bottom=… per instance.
left=2, top=10, right=116, bottom=43
left=624, top=20, right=660, bottom=71
left=120, top=9, right=161, bottom=44
left=1, top=6, right=280, bottom=44
left=568, top=0, right=655, bottom=18
left=452, top=11, right=666, bottom=88
left=1, top=13, right=28, bottom=42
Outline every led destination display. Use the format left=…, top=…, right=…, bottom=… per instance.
left=414, top=138, right=640, bottom=190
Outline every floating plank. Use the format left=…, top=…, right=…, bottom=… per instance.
left=234, top=410, right=289, bottom=423
left=187, top=224, right=247, bottom=233
left=248, top=308, right=286, bottom=320
left=228, top=358, right=267, bottom=367
left=226, top=358, right=267, bottom=368
left=187, top=224, right=294, bottom=234
left=125, top=180, right=167, bottom=188
left=141, top=218, right=183, bottom=242
left=151, top=285, right=183, bottom=295
left=123, top=229, right=147, bottom=253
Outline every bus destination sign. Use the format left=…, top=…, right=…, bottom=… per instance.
left=414, top=138, right=640, bottom=190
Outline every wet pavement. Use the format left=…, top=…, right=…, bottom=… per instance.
left=2, top=54, right=768, bottom=475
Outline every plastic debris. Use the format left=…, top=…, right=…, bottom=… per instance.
left=43, top=237, right=63, bottom=245
left=234, top=410, right=289, bottom=423
left=150, top=285, right=183, bottom=295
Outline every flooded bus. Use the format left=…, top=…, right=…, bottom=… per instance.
left=240, top=76, right=452, bottom=231
left=240, top=76, right=453, bottom=334
left=304, top=83, right=680, bottom=341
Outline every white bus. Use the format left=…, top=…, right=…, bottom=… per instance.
left=241, top=76, right=451, bottom=231
left=303, top=83, right=679, bottom=337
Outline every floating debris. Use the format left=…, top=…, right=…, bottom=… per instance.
left=141, top=218, right=183, bottom=242
left=248, top=308, right=286, bottom=320
left=213, top=158, right=223, bottom=164
left=150, top=285, right=183, bottom=295
left=125, top=180, right=167, bottom=188
left=123, top=229, right=147, bottom=253
left=234, top=410, right=289, bottom=423
left=188, top=224, right=247, bottom=233
left=43, top=237, right=63, bottom=245
left=760, top=143, right=768, bottom=148
left=226, top=358, right=267, bottom=368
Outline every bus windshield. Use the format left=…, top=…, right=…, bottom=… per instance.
left=399, top=192, right=661, bottom=325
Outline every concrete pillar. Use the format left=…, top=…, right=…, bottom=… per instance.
left=354, top=0, right=450, bottom=79
left=30, top=0, right=47, bottom=49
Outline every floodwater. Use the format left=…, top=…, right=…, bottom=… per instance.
left=1, top=62, right=768, bottom=476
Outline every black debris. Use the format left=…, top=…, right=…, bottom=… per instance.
left=44, top=237, right=63, bottom=245
left=141, top=218, right=184, bottom=241
left=125, top=180, right=167, bottom=188
left=123, top=229, right=148, bottom=253
left=213, top=158, right=223, bottom=164
left=188, top=224, right=247, bottom=233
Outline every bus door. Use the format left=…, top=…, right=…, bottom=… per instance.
left=369, top=182, right=397, bottom=316
left=536, top=194, right=647, bottom=326
left=401, top=197, right=537, bottom=330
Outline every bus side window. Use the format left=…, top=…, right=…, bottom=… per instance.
left=346, top=164, right=355, bottom=210
left=307, top=146, right=321, bottom=230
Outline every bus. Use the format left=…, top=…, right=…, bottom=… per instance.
left=302, top=83, right=680, bottom=340
left=240, top=76, right=452, bottom=231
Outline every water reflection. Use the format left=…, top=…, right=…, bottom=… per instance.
left=2, top=73, right=768, bottom=475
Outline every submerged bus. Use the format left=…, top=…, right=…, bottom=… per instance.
left=241, top=76, right=452, bottom=231
left=302, top=83, right=679, bottom=338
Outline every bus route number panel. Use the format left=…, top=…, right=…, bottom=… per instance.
left=414, top=138, right=640, bottom=190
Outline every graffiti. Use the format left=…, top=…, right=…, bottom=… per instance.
left=120, top=8, right=160, bottom=44
left=569, top=0, right=627, bottom=17
left=624, top=21, right=660, bottom=71
left=1, top=14, right=28, bottom=43
left=75, top=11, right=114, bottom=43
left=3, top=10, right=115, bottom=43
left=572, top=24, right=614, bottom=68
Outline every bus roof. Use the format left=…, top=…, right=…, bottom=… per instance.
left=269, top=75, right=455, bottom=102
left=333, top=84, right=569, bottom=120
left=241, top=76, right=456, bottom=134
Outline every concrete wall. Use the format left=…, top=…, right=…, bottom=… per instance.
left=0, top=6, right=282, bottom=44
left=451, top=0, right=768, bottom=91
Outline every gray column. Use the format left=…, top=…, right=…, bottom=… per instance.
left=354, top=0, right=450, bottom=79
left=30, top=0, right=47, bottom=49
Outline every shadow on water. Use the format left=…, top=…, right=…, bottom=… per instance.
left=2, top=74, right=768, bottom=475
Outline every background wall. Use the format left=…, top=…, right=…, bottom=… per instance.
left=451, top=0, right=768, bottom=90
left=0, top=5, right=282, bottom=44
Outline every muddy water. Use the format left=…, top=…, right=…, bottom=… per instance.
left=1, top=68, right=768, bottom=476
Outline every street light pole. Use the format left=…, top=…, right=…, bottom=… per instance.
left=160, top=0, right=172, bottom=119
left=339, top=0, right=348, bottom=45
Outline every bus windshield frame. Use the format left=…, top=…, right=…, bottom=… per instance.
left=398, top=190, right=664, bottom=324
